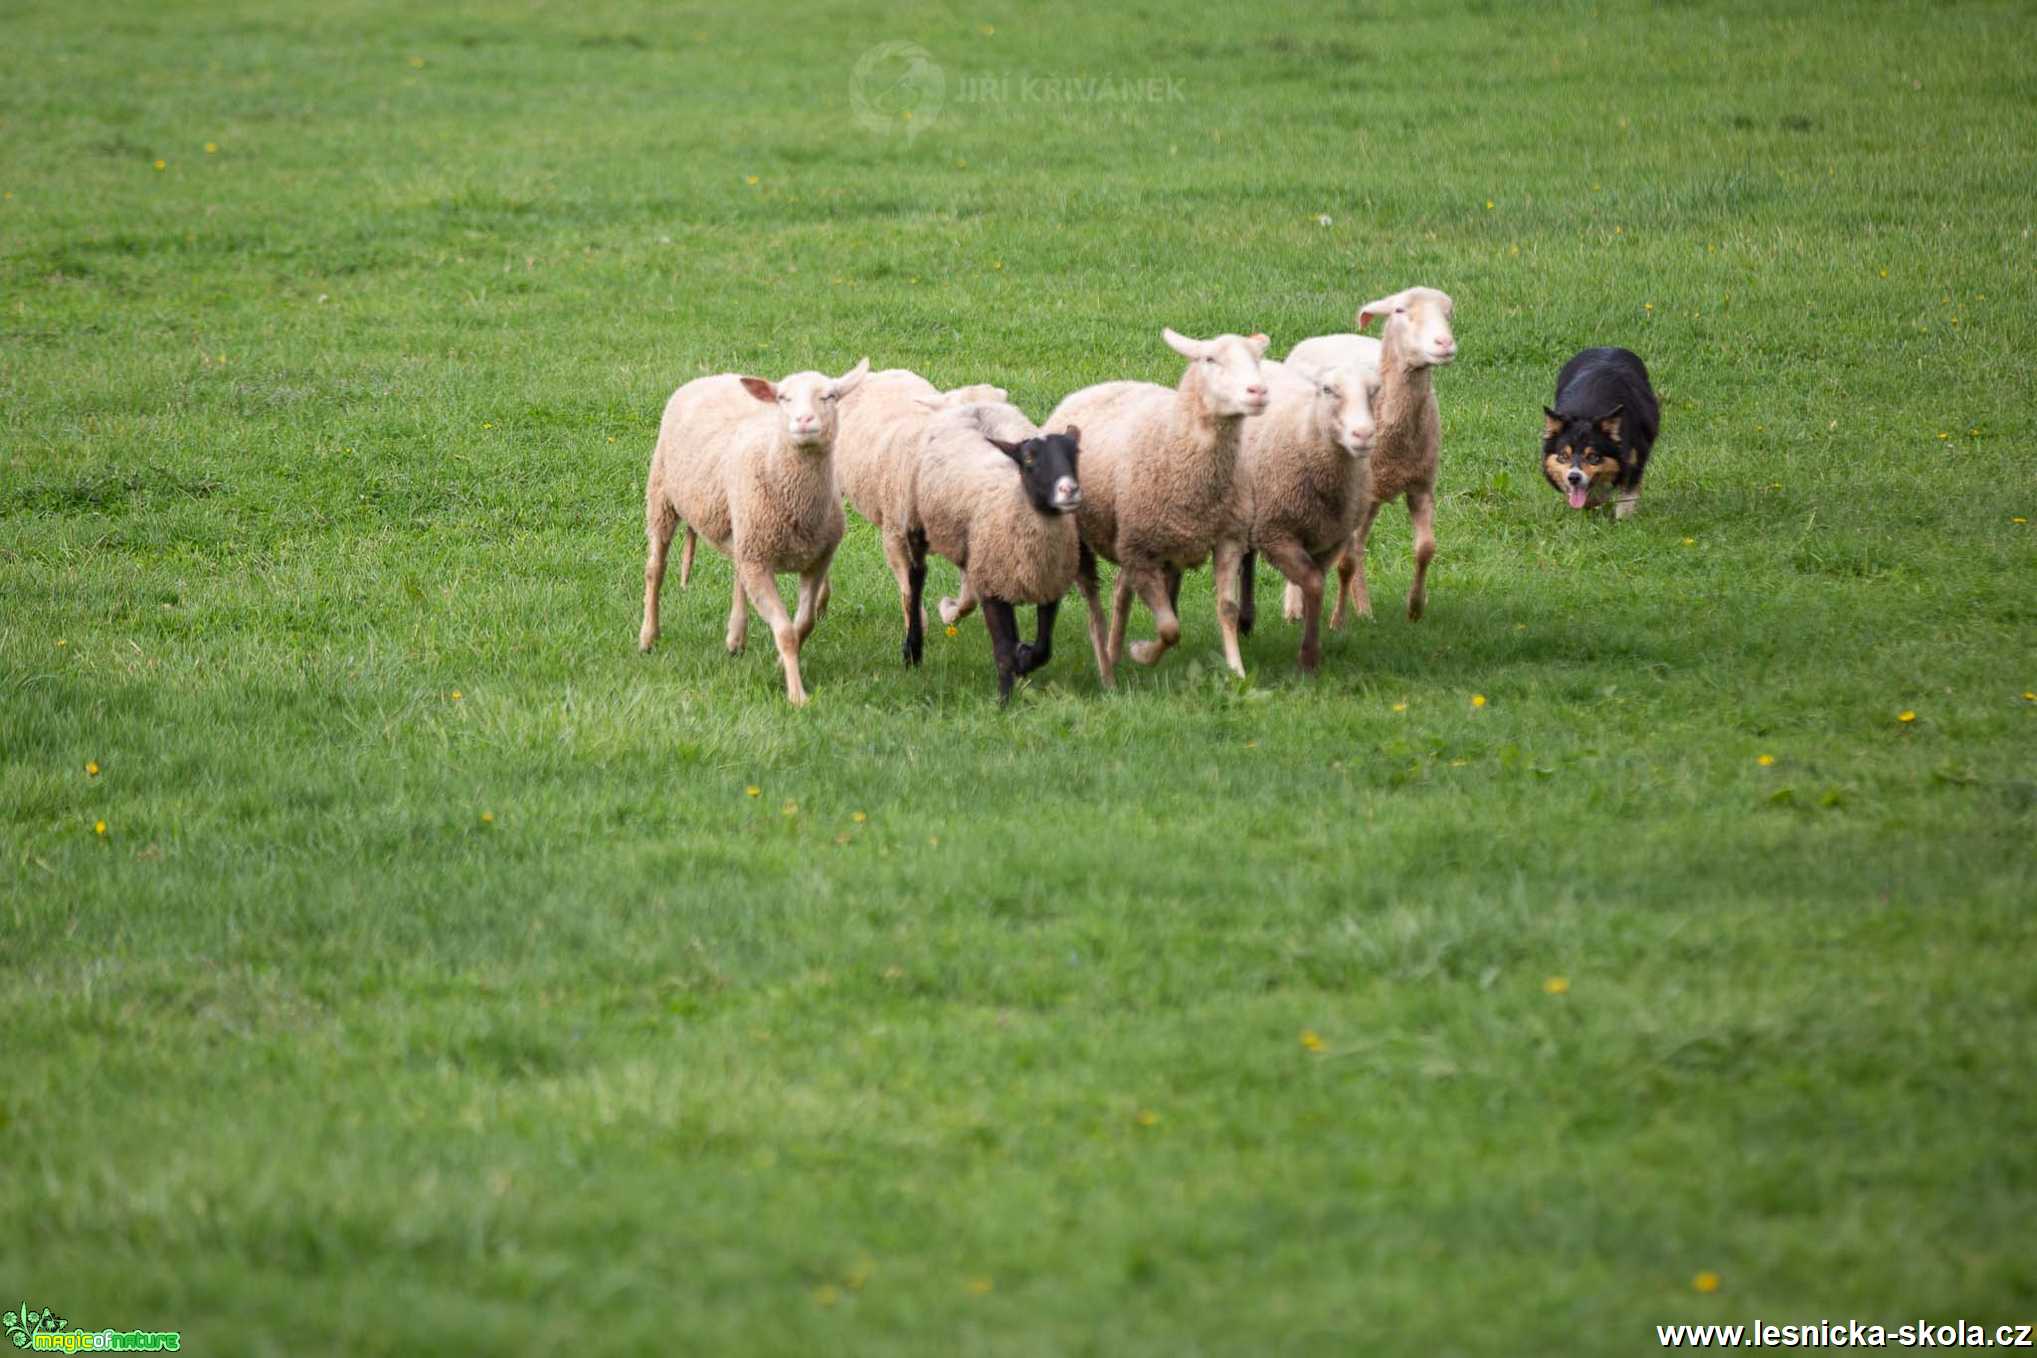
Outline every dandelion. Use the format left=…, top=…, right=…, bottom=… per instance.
left=94, top=820, right=107, bottom=837
left=745, top=175, right=759, bottom=186
left=1300, top=1029, right=1326, bottom=1053
left=1693, top=1271, right=1721, bottom=1294
left=480, top=811, right=494, bottom=824
left=851, top=811, right=867, bottom=823
left=1682, top=537, right=1696, bottom=546
left=1135, top=1109, right=1161, bottom=1127
left=450, top=690, right=463, bottom=701
left=745, top=785, right=761, bottom=798
left=86, top=761, right=100, bottom=777
left=991, top=260, right=1004, bottom=271
left=1484, top=199, right=1494, bottom=210
left=1898, top=710, right=1916, bottom=723
left=1392, top=701, right=1408, bottom=713
left=56, top=639, right=66, bottom=647
left=1644, top=302, right=1654, bottom=312
left=1938, top=432, right=1950, bottom=441
left=1879, top=269, right=1888, bottom=278
left=152, top=159, right=166, bottom=171
left=1244, top=739, right=1259, bottom=749
left=1471, top=694, right=1487, bottom=709
left=965, top=1277, right=993, bottom=1296
left=1544, top=976, right=1569, bottom=995
left=2020, top=691, right=2035, bottom=702
left=204, top=142, right=218, bottom=154
left=945, top=625, right=959, bottom=638
left=2013, top=517, right=2027, bottom=525
left=928, top=835, right=941, bottom=847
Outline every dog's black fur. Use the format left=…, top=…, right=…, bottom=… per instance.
left=1541, top=347, right=1660, bottom=514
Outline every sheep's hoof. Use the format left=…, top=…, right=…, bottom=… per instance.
left=638, top=631, right=657, bottom=653
left=726, top=637, right=747, bottom=656
left=938, top=597, right=963, bottom=625
left=1406, top=597, right=1425, bottom=622
left=1296, top=651, right=1321, bottom=675
left=1128, top=639, right=1167, bottom=666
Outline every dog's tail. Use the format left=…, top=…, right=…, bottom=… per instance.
left=678, top=527, right=697, bottom=588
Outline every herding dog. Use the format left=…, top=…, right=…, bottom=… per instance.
left=1541, top=347, right=1660, bottom=519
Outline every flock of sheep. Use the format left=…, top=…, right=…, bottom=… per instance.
left=639, top=286, right=1456, bottom=704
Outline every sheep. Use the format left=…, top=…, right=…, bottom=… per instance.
left=1045, top=328, right=1270, bottom=686
left=1219, top=356, right=1381, bottom=672
left=821, top=370, right=1010, bottom=625
left=637, top=358, right=870, bottom=706
left=894, top=402, right=1084, bottom=701
left=1283, top=286, right=1456, bottom=625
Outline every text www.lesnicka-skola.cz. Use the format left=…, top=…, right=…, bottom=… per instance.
left=1658, top=1320, right=2033, bottom=1349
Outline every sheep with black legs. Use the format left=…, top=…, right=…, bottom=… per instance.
left=822, top=370, right=1009, bottom=623
left=638, top=358, right=869, bottom=706
left=1221, top=356, right=1380, bottom=672
left=891, top=402, right=1084, bottom=702
left=1046, top=328, right=1271, bottom=686
left=1283, top=286, right=1456, bottom=626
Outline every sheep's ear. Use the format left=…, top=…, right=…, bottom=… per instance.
left=987, top=438, right=1026, bottom=464
left=831, top=357, right=870, bottom=398
left=739, top=377, right=777, bottom=403
left=912, top=396, right=946, bottom=413
left=1246, top=333, right=1270, bottom=357
left=1161, top=327, right=1203, bottom=359
left=1543, top=406, right=1564, bottom=438
left=1057, top=423, right=1080, bottom=445
left=1355, top=293, right=1402, bottom=331
left=1596, top=405, right=1625, bottom=443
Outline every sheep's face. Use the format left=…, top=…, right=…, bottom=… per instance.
left=1358, top=287, right=1457, bottom=368
left=741, top=358, right=871, bottom=449
left=991, top=427, right=1083, bottom=515
left=1314, top=365, right=1382, bottom=458
left=1164, top=328, right=1271, bottom=418
left=1540, top=406, right=1629, bottom=510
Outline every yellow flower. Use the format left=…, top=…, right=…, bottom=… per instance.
left=1300, top=1029, right=1326, bottom=1053
left=1644, top=302, right=1654, bottom=311
left=1134, top=1109, right=1161, bottom=1127
left=1543, top=976, right=1569, bottom=995
left=408, top=55, right=426, bottom=68
left=927, top=835, right=941, bottom=847
left=2022, top=692, right=2036, bottom=703
left=94, top=820, right=107, bottom=836
left=56, top=639, right=66, bottom=647
left=1392, top=701, right=1408, bottom=713
left=745, top=175, right=760, bottom=186
left=1484, top=199, right=1494, bottom=209
left=979, top=23, right=995, bottom=34
left=945, top=625, right=959, bottom=638
left=744, top=785, right=761, bottom=798
left=1757, top=754, right=1774, bottom=767
left=450, top=690, right=462, bottom=701
left=1471, top=694, right=1487, bottom=709
left=2013, top=517, right=2028, bottom=525
left=851, top=811, right=867, bottom=823
left=86, top=761, right=100, bottom=776
left=1938, top=431, right=1950, bottom=441
left=1898, top=710, right=1916, bottom=723
left=965, top=1277, right=993, bottom=1296
left=1681, top=537, right=1696, bottom=546
left=480, top=811, right=494, bottom=824
left=152, top=159, right=166, bottom=171
left=782, top=800, right=798, bottom=816
left=204, top=142, right=218, bottom=154
left=1693, top=1271, right=1721, bottom=1294
left=992, top=260, right=1004, bottom=271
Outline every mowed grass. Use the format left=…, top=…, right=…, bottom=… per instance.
left=3, top=0, right=2035, bottom=1351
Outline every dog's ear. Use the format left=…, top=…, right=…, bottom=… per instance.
left=1596, top=405, right=1625, bottom=443
left=1543, top=406, right=1564, bottom=439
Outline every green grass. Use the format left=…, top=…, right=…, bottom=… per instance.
left=4, top=0, right=2035, bottom=1351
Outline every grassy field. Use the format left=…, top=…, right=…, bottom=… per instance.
left=4, top=0, right=2035, bottom=1351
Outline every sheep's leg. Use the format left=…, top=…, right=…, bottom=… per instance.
left=1015, top=600, right=1058, bottom=676
left=939, top=572, right=979, bottom=626
left=1334, top=498, right=1383, bottom=628
left=738, top=560, right=808, bottom=706
left=679, top=527, right=697, bottom=588
left=1108, top=569, right=1137, bottom=668
left=815, top=574, right=831, bottom=618
left=725, top=570, right=750, bottom=655
left=1237, top=550, right=1258, bottom=637
left=1075, top=542, right=1114, bottom=690
left=1126, top=569, right=1182, bottom=668
left=902, top=529, right=928, bottom=668
left=1263, top=540, right=1326, bottom=674
left=792, top=543, right=834, bottom=644
left=1211, top=541, right=1247, bottom=679
left=1405, top=488, right=1436, bottom=622
left=982, top=597, right=1021, bottom=704
left=640, top=499, right=680, bottom=652
left=881, top=528, right=919, bottom=658
left=1164, top=567, right=1183, bottom=613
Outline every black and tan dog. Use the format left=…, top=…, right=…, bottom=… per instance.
left=1541, top=347, right=1660, bottom=519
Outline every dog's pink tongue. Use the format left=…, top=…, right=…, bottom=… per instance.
left=1567, top=487, right=1590, bottom=509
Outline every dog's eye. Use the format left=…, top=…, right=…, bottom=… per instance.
left=1585, top=452, right=1602, bottom=463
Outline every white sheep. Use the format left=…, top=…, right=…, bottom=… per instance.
left=1045, top=328, right=1270, bottom=685
left=1284, top=286, right=1456, bottom=624
left=896, top=402, right=1085, bottom=700
left=638, top=358, right=870, bottom=705
left=1221, top=356, right=1381, bottom=671
left=822, top=370, right=1009, bottom=623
